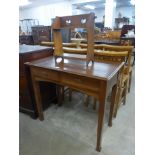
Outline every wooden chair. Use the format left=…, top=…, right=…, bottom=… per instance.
left=93, top=50, right=131, bottom=126
left=64, top=45, right=132, bottom=127
left=80, top=44, right=133, bottom=93
left=82, top=44, right=132, bottom=126
left=101, top=44, right=133, bottom=93
left=120, top=25, right=135, bottom=66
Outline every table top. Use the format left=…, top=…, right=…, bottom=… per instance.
left=19, top=45, right=52, bottom=54
left=26, top=56, right=124, bottom=81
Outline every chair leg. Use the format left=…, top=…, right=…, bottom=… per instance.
left=108, top=84, right=117, bottom=127
left=113, top=86, right=122, bottom=118
left=128, top=71, right=132, bottom=93
left=62, top=86, right=65, bottom=101
left=93, top=98, right=97, bottom=110
left=123, top=80, right=128, bottom=105
left=84, top=95, right=89, bottom=107
left=57, top=86, right=63, bottom=106
left=132, top=53, right=135, bottom=66
left=69, top=88, right=72, bottom=101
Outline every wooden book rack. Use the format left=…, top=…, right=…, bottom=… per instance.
left=52, top=13, right=95, bottom=66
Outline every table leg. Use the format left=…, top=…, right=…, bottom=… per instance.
left=32, top=80, right=44, bottom=121
left=96, top=81, right=107, bottom=152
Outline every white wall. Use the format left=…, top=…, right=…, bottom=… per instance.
left=72, top=6, right=87, bottom=15
left=95, top=6, right=135, bottom=24
left=94, top=9, right=104, bottom=23
left=72, top=7, right=104, bottom=23
left=19, top=2, right=135, bottom=31
left=19, top=1, right=72, bottom=26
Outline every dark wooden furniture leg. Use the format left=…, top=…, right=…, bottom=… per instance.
left=61, top=86, right=64, bottom=103
left=57, top=86, right=63, bottom=106
left=93, top=98, right=97, bottom=110
left=96, top=81, right=107, bottom=152
left=108, top=84, right=117, bottom=127
left=32, top=80, right=44, bottom=121
left=132, top=52, right=135, bottom=66
left=128, top=70, right=132, bottom=93
left=123, top=80, right=128, bottom=105
left=113, top=85, right=122, bottom=118
left=84, top=95, right=90, bottom=107
left=69, top=88, right=72, bottom=101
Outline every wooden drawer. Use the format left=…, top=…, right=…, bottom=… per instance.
left=31, top=67, right=60, bottom=82
left=61, top=73, right=99, bottom=92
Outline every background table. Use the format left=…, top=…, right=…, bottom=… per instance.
left=19, top=45, right=57, bottom=118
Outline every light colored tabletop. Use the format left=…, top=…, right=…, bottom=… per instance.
left=19, top=44, right=52, bottom=54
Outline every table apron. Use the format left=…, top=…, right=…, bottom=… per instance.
left=31, top=67, right=101, bottom=97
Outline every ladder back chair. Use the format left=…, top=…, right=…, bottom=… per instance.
left=80, top=44, right=133, bottom=92
left=93, top=50, right=131, bottom=126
